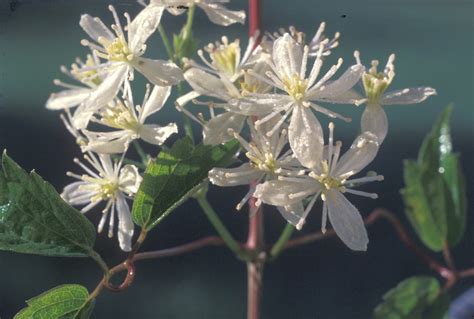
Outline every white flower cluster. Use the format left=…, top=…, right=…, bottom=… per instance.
left=46, top=1, right=244, bottom=251
left=177, top=24, right=436, bottom=251
left=47, top=0, right=436, bottom=252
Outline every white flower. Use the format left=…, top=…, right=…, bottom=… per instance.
left=61, top=153, right=142, bottom=251
left=264, top=22, right=339, bottom=57
left=232, top=33, right=364, bottom=171
left=209, top=116, right=300, bottom=209
left=354, top=51, right=437, bottom=144
left=146, top=0, right=245, bottom=26
left=83, top=82, right=177, bottom=154
left=254, top=123, right=383, bottom=251
left=77, top=4, right=183, bottom=128
left=176, top=36, right=271, bottom=145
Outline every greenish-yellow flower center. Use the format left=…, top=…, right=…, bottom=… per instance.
left=98, top=36, right=133, bottom=62
left=71, top=55, right=102, bottom=86
left=362, top=60, right=394, bottom=104
left=80, top=177, right=119, bottom=202
left=247, top=152, right=277, bottom=173
left=283, top=74, right=308, bottom=102
left=312, top=160, right=344, bottom=191
left=210, top=41, right=239, bottom=77
left=101, top=102, right=139, bottom=131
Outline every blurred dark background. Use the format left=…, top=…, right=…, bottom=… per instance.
left=0, top=0, right=473, bottom=318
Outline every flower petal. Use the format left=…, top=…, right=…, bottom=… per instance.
left=46, top=88, right=91, bottom=110
left=119, top=164, right=142, bottom=195
left=288, top=105, right=324, bottom=170
left=134, top=58, right=183, bottom=86
left=116, top=193, right=134, bottom=252
left=79, top=14, right=114, bottom=42
left=128, top=4, right=164, bottom=53
left=381, top=87, right=437, bottom=105
left=277, top=202, right=306, bottom=228
left=198, top=3, right=246, bottom=26
left=361, top=103, right=388, bottom=144
left=203, top=112, right=245, bottom=145
left=333, top=131, right=379, bottom=178
left=183, top=68, right=231, bottom=100
left=254, top=179, right=319, bottom=206
left=140, top=85, right=171, bottom=121
left=61, top=181, right=91, bottom=205
left=81, top=65, right=129, bottom=120
left=309, top=64, right=364, bottom=102
left=138, top=123, right=178, bottom=145
left=273, top=33, right=304, bottom=79
left=209, top=163, right=262, bottom=187
left=82, top=130, right=132, bottom=154
left=326, top=189, right=368, bottom=251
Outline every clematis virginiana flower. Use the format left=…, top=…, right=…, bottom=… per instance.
left=254, top=123, right=383, bottom=251
left=209, top=116, right=300, bottom=209
left=62, top=153, right=142, bottom=251
left=232, top=33, right=364, bottom=171
left=77, top=4, right=183, bottom=128
left=264, top=22, right=339, bottom=57
left=83, top=82, right=177, bottom=154
left=354, top=51, right=437, bottom=144
left=145, top=0, right=245, bottom=26
left=176, top=36, right=271, bottom=145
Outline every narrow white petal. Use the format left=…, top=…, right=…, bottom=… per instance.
left=333, top=131, right=379, bottom=178
left=128, top=4, right=164, bottom=53
left=183, top=68, right=230, bottom=100
left=203, top=112, right=245, bottom=145
left=79, top=14, right=114, bottom=42
left=277, top=203, right=306, bottom=228
left=209, top=163, right=262, bottom=187
left=326, top=189, right=368, bottom=251
left=361, top=103, right=388, bottom=144
left=198, top=3, right=246, bottom=26
left=138, top=123, right=178, bottom=145
left=310, top=64, right=364, bottom=101
left=81, top=65, right=128, bottom=117
left=46, top=88, right=91, bottom=110
left=273, top=33, right=303, bottom=79
left=288, top=105, right=324, bottom=170
left=254, top=179, right=319, bottom=206
left=83, top=130, right=131, bottom=154
left=140, top=85, right=171, bottom=121
left=116, top=194, right=134, bottom=252
left=381, top=87, right=437, bottom=105
left=134, top=58, right=183, bottom=86
left=119, top=164, right=142, bottom=195
left=61, top=181, right=91, bottom=205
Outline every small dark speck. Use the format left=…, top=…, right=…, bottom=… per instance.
left=341, top=14, right=347, bottom=18
left=10, top=0, right=21, bottom=12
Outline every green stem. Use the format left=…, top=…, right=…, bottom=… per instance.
left=269, top=223, right=295, bottom=259
left=183, top=5, right=196, bottom=42
left=133, top=141, right=149, bottom=166
left=196, top=194, right=243, bottom=257
left=158, top=24, right=175, bottom=61
left=89, top=250, right=109, bottom=278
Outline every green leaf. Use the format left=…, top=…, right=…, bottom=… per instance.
left=132, top=138, right=239, bottom=230
left=15, top=284, right=93, bottom=319
left=425, top=293, right=450, bottom=319
left=0, top=151, right=96, bottom=257
left=374, top=276, right=440, bottom=319
left=401, top=160, right=447, bottom=251
left=417, top=105, right=467, bottom=247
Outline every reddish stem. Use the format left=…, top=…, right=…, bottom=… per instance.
left=249, top=0, right=261, bottom=37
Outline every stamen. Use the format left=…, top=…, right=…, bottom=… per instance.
left=343, top=188, right=378, bottom=199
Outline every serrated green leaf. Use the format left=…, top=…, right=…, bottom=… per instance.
left=374, top=276, right=440, bottom=319
left=401, top=160, right=447, bottom=251
left=0, top=151, right=96, bottom=257
left=15, top=284, right=92, bottom=319
left=132, top=138, right=239, bottom=230
left=416, top=105, right=467, bottom=247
